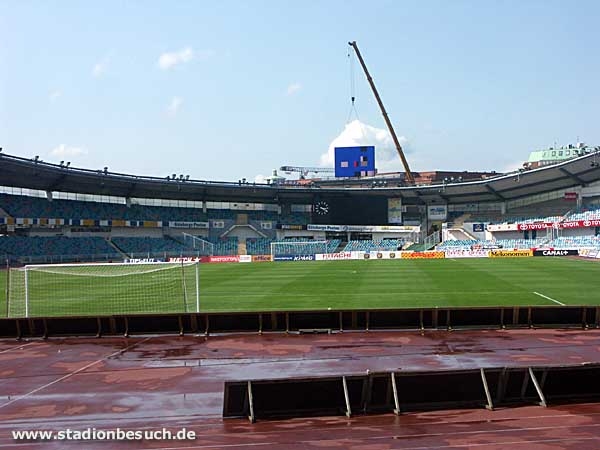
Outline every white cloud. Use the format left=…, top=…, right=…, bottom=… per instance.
left=158, top=47, right=195, bottom=70
left=166, top=96, right=183, bottom=116
left=50, top=144, right=88, bottom=157
left=502, top=160, right=524, bottom=173
left=320, top=120, right=412, bottom=173
left=49, top=90, right=62, bottom=102
left=286, top=82, right=302, bottom=96
left=92, top=55, right=110, bottom=77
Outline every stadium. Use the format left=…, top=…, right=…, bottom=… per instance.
left=2, top=5, right=600, bottom=444
left=2, top=139, right=600, bottom=448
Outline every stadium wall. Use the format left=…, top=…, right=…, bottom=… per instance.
left=276, top=230, right=327, bottom=240
left=2, top=306, right=598, bottom=338
left=463, top=223, right=487, bottom=240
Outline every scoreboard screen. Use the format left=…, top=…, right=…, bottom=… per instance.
left=334, top=146, right=376, bottom=177
left=313, top=196, right=388, bottom=225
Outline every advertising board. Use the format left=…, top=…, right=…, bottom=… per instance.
left=533, top=249, right=579, bottom=257
left=579, top=249, right=599, bottom=258
left=316, top=252, right=353, bottom=261
left=444, top=249, right=490, bottom=258
left=168, top=221, right=209, bottom=229
left=401, top=251, right=445, bottom=259
left=368, top=251, right=401, bottom=259
left=124, top=258, right=165, bottom=264
left=489, top=250, right=533, bottom=258
left=207, top=256, right=240, bottom=263
left=168, top=257, right=203, bottom=263
left=472, top=223, right=485, bottom=232
left=427, top=205, right=447, bottom=221
left=252, top=255, right=273, bottom=262
left=388, top=198, right=403, bottom=224
left=274, top=255, right=315, bottom=262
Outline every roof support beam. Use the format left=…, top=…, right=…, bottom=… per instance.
left=125, top=182, right=138, bottom=198
left=485, top=184, right=506, bottom=201
left=559, top=167, right=586, bottom=186
left=47, top=174, right=67, bottom=191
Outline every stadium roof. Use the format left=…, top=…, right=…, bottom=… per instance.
left=1, top=151, right=599, bottom=205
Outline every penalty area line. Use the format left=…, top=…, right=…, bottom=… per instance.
left=533, top=291, right=565, bottom=306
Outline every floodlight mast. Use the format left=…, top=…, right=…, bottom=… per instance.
left=348, top=41, right=415, bottom=185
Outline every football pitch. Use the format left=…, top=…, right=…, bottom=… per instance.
left=1, top=257, right=599, bottom=317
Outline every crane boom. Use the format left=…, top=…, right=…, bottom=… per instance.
left=280, top=165, right=334, bottom=174
left=348, top=41, right=415, bottom=185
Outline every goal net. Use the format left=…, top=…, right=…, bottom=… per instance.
left=182, top=233, right=214, bottom=256
left=270, top=240, right=329, bottom=256
left=7, top=261, right=200, bottom=318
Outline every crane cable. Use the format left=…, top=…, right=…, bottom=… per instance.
left=346, top=44, right=360, bottom=123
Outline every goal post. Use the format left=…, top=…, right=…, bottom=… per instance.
left=7, top=261, right=200, bottom=318
left=182, top=233, right=214, bottom=256
left=270, top=240, right=329, bottom=256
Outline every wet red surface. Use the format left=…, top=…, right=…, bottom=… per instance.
left=2, top=329, right=600, bottom=448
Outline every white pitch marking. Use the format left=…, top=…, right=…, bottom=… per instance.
left=533, top=291, right=565, bottom=306
left=0, top=337, right=152, bottom=410
left=0, top=342, right=36, bottom=354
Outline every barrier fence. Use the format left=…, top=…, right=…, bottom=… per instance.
left=1, top=305, right=598, bottom=339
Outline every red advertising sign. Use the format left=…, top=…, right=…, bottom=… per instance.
left=208, top=255, right=240, bottom=263
left=517, top=222, right=555, bottom=231
left=517, top=220, right=600, bottom=231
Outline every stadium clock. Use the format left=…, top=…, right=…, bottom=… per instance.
left=314, top=201, right=330, bottom=215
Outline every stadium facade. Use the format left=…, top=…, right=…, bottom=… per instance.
left=1, top=149, right=600, bottom=264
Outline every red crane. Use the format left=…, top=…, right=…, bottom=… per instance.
left=348, top=41, right=415, bottom=185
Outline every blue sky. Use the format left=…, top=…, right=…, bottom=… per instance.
left=1, top=0, right=599, bottom=182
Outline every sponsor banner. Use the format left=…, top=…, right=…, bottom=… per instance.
left=208, top=255, right=240, bottom=263
left=388, top=198, right=403, bottom=224
left=514, top=220, right=600, bottom=231
left=471, top=243, right=502, bottom=250
left=277, top=224, right=306, bottom=230
left=444, top=249, right=490, bottom=258
left=351, top=251, right=366, bottom=260
left=368, top=251, right=401, bottom=259
left=307, top=224, right=419, bottom=233
left=124, top=258, right=165, bottom=264
left=486, top=223, right=519, bottom=232
left=564, top=192, right=578, bottom=200
left=427, top=205, right=447, bottom=221
left=252, top=255, right=272, bottom=262
left=239, top=255, right=252, bottom=263
left=274, top=254, right=315, bottom=262
left=517, top=222, right=555, bottom=231
left=533, top=249, right=579, bottom=257
left=401, top=251, right=446, bottom=259
left=579, top=248, right=600, bottom=258
left=168, top=221, right=209, bottom=229
left=489, top=249, right=533, bottom=258
left=316, top=252, right=353, bottom=261
left=168, top=257, right=203, bottom=263
left=563, top=219, right=600, bottom=228
left=472, top=223, right=485, bottom=232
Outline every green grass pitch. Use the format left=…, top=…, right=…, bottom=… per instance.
left=1, top=257, right=599, bottom=317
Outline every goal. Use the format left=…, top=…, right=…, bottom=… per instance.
left=7, top=261, right=200, bottom=318
left=270, top=240, right=329, bottom=256
left=182, top=233, right=214, bottom=256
